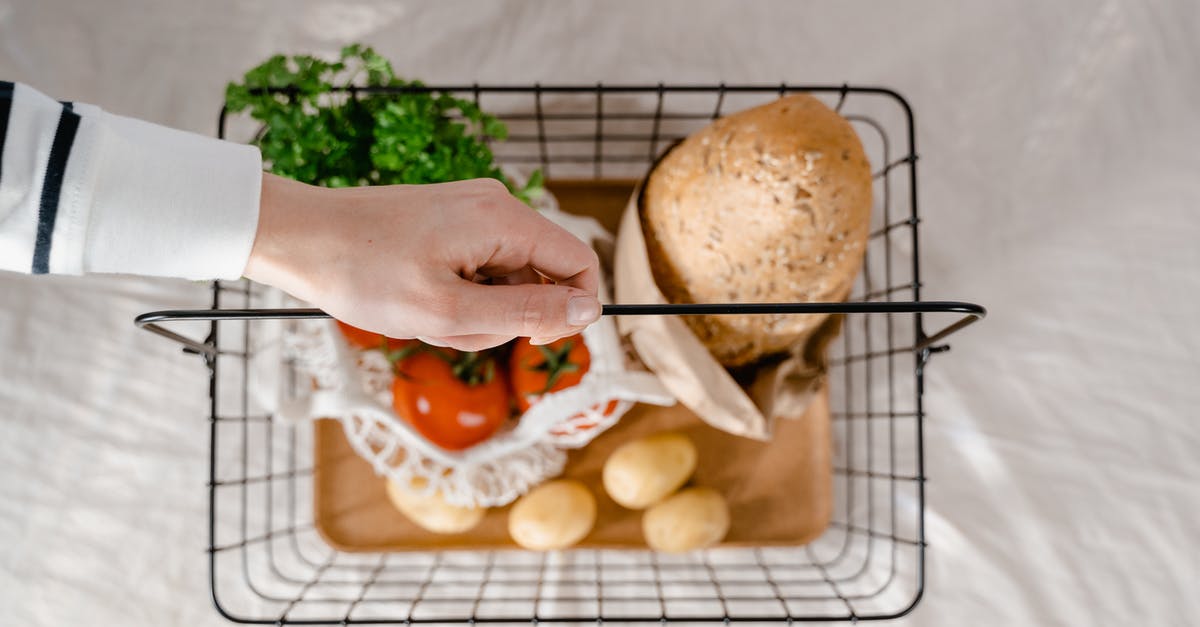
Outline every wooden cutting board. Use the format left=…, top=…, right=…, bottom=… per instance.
left=311, top=180, right=833, bottom=552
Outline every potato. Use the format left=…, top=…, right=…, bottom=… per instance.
left=642, top=487, right=730, bottom=552
left=385, top=477, right=485, bottom=534
left=602, top=431, right=697, bottom=509
left=508, top=479, right=596, bottom=550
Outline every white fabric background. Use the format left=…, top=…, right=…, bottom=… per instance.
left=1, top=0, right=1197, bottom=625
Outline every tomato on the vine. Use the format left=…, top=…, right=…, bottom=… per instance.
left=335, top=320, right=414, bottom=352
left=509, top=335, right=591, bottom=412
left=391, top=348, right=510, bottom=451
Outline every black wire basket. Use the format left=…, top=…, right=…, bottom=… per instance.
left=137, top=83, right=984, bottom=624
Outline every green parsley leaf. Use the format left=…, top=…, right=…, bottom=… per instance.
left=226, top=45, right=543, bottom=201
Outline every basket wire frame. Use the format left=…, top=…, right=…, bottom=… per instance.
left=140, top=84, right=984, bottom=624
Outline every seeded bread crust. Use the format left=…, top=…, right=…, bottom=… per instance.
left=641, top=94, right=872, bottom=367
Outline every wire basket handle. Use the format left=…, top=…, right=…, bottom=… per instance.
left=135, top=301, right=985, bottom=358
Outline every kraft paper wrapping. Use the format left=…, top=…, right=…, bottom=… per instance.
left=614, top=188, right=838, bottom=440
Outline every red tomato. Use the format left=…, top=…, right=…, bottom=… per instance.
left=509, top=335, right=591, bottom=412
left=336, top=320, right=386, bottom=349
left=548, top=399, right=622, bottom=437
left=336, top=320, right=413, bottom=353
left=391, top=349, right=510, bottom=451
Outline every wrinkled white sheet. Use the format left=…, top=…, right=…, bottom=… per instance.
left=1, top=0, right=1197, bottom=625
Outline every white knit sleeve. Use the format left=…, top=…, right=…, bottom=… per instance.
left=0, top=81, right=262, bottom=279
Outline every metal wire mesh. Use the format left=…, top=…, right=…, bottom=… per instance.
left=199, top=84, right=937, bottom=624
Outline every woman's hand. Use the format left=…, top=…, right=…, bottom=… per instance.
left=244, top=174, right=602, bottom=351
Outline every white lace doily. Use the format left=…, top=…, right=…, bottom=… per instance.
left=279, top=201, right=674, bottom=507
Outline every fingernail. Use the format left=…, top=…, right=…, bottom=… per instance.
left=566, top=296, right=601, bottom=326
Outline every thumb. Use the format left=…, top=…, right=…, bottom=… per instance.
left=452, top=282, right=601, bottom=338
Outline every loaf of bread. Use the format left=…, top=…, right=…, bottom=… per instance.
left=641, top=94, right=872, bottom=367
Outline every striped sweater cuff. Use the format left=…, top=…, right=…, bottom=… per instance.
left=0, top=81, right=262, bottom=279
left=82, top=110, right=262, bottom=279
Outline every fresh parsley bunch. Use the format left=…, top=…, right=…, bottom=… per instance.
left=225, top=44, right=542, bottom=203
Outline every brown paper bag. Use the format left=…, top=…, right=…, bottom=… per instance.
left=614, top=188, right=838, bottom=440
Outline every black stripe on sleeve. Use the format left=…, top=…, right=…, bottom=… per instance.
left=32, top=104, right=81, bottom=274
left=0, top=81, right=13, bottom=188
